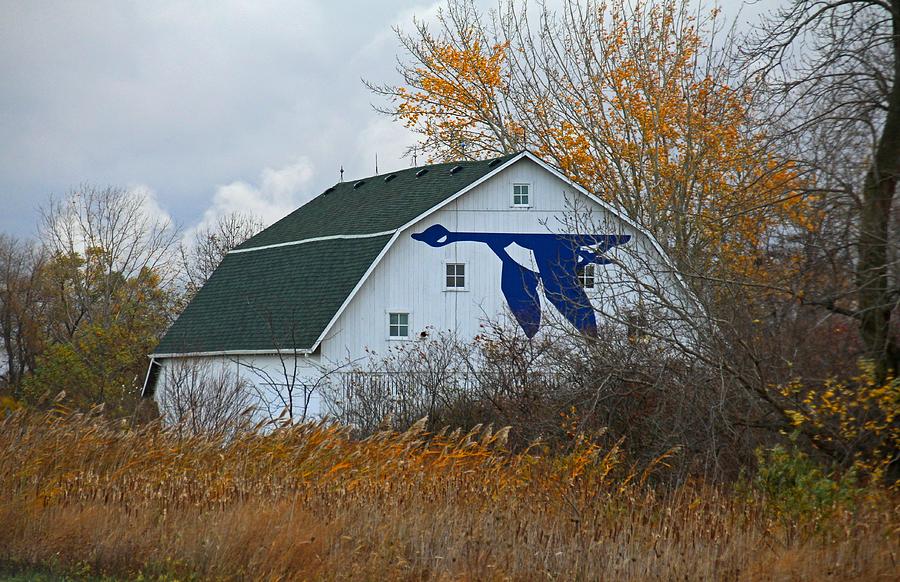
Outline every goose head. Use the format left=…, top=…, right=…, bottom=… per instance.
left=411, top=224, right=452, bottom=247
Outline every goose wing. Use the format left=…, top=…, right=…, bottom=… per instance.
left=499, top=258, right=542, bottom=338
left=538, top=261, right=598, bottom=337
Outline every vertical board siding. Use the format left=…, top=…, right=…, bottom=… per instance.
left=155, top=354, right=327, bottom=420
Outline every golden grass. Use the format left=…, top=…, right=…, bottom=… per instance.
left=0, top=409, right=897, bottom=581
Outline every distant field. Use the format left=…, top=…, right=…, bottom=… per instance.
left=1, top=411, right=897, bottom=581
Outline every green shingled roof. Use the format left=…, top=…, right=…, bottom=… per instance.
left=154, top=153, right=521, bottom=355
left=234, top=153, right=519, bottom=250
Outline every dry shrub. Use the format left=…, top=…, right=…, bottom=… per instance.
left=0, top=408, right=897, bottom=581
left=326, top=326, right=764, bottom=482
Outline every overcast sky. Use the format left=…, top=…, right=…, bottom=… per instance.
left=0, top=0, right=778, bottom=239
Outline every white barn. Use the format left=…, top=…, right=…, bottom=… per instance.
left=144, top=151, right=695, bottom=420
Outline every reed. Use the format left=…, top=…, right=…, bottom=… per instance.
left=0, top=408, right=896, bottom=580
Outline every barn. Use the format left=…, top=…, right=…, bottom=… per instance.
left=143, top=150, right=695, bottom=420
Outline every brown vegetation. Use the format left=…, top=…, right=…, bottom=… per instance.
left=1, top=409, right=896, bottom=581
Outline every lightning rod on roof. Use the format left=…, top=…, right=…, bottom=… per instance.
left=340, top=165, right=344, bottom=182
left=375, top=153, right=378, bottom=174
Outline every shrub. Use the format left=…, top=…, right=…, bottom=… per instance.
left=751, top=436, right=860, bottom=523
left=780, top=361, right=900, bottom=484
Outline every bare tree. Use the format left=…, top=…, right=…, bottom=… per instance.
left=235, top=310, right=359, bottom=425
left=39, top=184, right=180, bottom=337
left=745, top=0, right=900, bottom=380
left=180, top=211, right=264, bottom=298
left=157, top=359, right=255, bottom=436
left=0, top=235, right=46, bottom=396
left=238, top=352, right=329, bottom=426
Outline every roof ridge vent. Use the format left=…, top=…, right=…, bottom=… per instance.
left=384, top=173, right=397, bottom=182
left=415, top=168, right=429, bottom=177
left=449, top=165, right=463, bottom=174
left=488, top=157, right=503, bottom=167
left=353, top=180, right=366, bottom=189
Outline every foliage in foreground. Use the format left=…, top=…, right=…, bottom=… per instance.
left=1, top=410, right=897, bottom=581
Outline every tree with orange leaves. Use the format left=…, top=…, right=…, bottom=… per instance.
left=369, top=0, right=813, bottom=284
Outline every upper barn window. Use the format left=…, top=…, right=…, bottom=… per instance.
left=512, top=183, right=531, bottom=207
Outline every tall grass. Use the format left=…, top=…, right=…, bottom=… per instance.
left=0, top=408, right=897, bottom=580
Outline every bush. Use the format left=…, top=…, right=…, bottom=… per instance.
left=751, top=436, right=860, bottom=522
left=779, top=361, right=900, bottom=484
left=324, top=324, right=763, bottom=482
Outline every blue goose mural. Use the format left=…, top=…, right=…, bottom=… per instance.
left=412, top=224, right=631, bottom=338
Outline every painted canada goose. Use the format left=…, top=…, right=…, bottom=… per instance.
left=412, top=224, right=631, bottom=337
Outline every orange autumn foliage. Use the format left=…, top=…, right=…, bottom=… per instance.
left=383, top=0, right=815, bottom=282
left=396, top=36, right=509, bottom=152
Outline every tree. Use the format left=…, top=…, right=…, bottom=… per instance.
left=237, top=314, right=355, bottom=426
left=25, top=185, right=180, bottom=412
left=180, top=211, right=264, bottom=298
left=367, top=0, right=893, bottom=479
left=746, top=0, right=900, bottom=380
left=370, top=0, right=812, bottom=282
left=0, top=235, right=46, bottom=397
left=157, top=359, right=255, bottom=436
left=25, top=255, right=173, bottom=412
left=40, top=184, right=180, bottom=335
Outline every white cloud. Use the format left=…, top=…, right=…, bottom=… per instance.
left=127, top=183, right=175, bottom=229
left=354, top=117, right=419, bottom=176
left=185, top=157, right=316, bottom=243
left=359, top=1, right=445, bottom=56
left=0, top=1, right=404, bottom=238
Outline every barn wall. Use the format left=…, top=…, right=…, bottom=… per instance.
left=154, top=353, right=329, bottom=423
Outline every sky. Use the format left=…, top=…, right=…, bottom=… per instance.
left=0, top=0, right=779, bottom=240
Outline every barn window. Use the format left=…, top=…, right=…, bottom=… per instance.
left=388, top=312, right=409, bottom=339
left=577, top=263, right=596, bottom=289
left=626, top=305, right=650, bottom=343
left=512, top=183, right=531, bottom=207
left=445, top=262, right=466, bottom=290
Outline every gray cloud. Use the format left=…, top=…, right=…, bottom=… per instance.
left=0, top=0, right=433, bottom=236
left=0, top=0, right=780, bottom=238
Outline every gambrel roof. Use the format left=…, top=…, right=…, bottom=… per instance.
left=153, top=152, right=521, bottom=356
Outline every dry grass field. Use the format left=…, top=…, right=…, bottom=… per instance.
left=0, top=409, right=897, bottom=581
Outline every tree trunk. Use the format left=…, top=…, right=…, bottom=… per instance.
left=856, top=2, right=900, bottom=381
